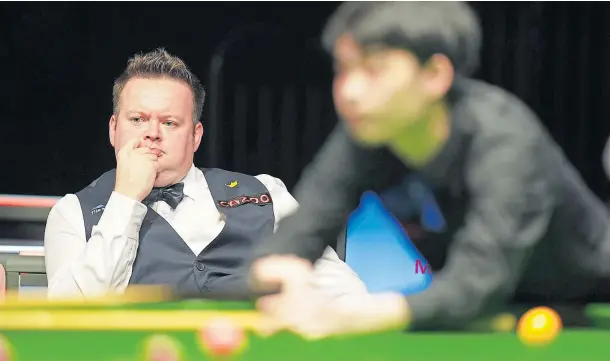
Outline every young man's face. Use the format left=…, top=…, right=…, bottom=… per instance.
left=332, top=35, right=451, bottom=146
left=109, top=77, right=203, bottom=187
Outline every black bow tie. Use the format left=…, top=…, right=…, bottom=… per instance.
left=143, top=183, right=185, bottom=209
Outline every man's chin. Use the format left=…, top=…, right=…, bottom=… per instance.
left=343, top=120, right=389, bottom=147
left=153, top=171, right=173, bottom=188
left=154, top=166, right=192, bottom=187
left=349, top=128, right=390, bottom=148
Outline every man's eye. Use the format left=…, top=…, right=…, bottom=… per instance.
left=129, top=117, right=142, bottom=123
left=163, top=121, right=176, bottom=127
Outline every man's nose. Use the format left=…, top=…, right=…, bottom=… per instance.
left=143, top=120, right=161, bottom=141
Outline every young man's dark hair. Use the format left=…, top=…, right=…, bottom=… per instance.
left=322, top=1, right=482, bottom=76
left=250, top=1, right=610, bottom=338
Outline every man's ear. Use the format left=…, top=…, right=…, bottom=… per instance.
left=193, top=121, right=204, bottom=152
left=421, top=54, right=454, bottom=99
left=109, top=115, right=117, bottom=148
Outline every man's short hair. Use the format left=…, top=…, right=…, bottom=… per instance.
left=112, top=48, right=206, bottom=124
left=321, top=2, right=481, bottom=76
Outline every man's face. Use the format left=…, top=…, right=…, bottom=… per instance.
left=332, top=35, right=449, bottom=146
left=109, top=77, right=203, bottom=187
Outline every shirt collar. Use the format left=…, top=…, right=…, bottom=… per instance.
left=180, top=164, right=208, bottom=201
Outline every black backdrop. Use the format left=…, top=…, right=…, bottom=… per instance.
left=2, top=2, right=610, bottom=201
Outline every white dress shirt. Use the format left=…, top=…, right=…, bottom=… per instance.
left=44, top=165, right=366, bottom=299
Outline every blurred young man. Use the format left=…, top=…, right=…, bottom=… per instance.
left=44, top=49, right=365, bottom=299
left=250, top=2, right=610, bottom=338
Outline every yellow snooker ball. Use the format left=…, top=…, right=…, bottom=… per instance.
left=517, top=307, right=562, bottom=346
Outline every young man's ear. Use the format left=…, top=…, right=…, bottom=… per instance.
left=421, top=54, right=454, bottom=99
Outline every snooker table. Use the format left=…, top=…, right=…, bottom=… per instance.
left=0, top=289, right=608, bottom=361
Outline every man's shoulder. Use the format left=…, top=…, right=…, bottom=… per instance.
left=458, top=80, right=555, bottom=158
left=456, top=81, right=565, bottom=190
left=75, top=169, right=116, bottom=195
left=459, top=80, right=545, bottom=140
left=70, top=170, right=117, bottom=217
left=47, top=193, right=82, bottom=222
left=253, top=174, right=289, bottom=192
left=51, top=169, right=116, bottom=221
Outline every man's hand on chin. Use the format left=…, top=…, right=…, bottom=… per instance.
left=250, top=255, right=412, bottom=339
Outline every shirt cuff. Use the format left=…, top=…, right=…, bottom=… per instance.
left=96, top=191, right=148, bottom=240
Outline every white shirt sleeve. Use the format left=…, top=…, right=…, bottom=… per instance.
left=44, top=192, right=147, bottom=299
left=255, top=174, right=368, bottom=298
left=254, top=174, right=299, bottom=231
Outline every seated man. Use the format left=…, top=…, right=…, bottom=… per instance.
left=250, top=2, right=610, bottom=337
left=44, top=49, right=365, bottom=299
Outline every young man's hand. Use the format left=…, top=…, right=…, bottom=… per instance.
left=251, top=255, right=412, bottom=339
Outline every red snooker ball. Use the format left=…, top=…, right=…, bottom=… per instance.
left=199, top=318, right=247, bottom=357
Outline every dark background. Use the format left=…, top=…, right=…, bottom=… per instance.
left=2, top=2, right=610, bottom=201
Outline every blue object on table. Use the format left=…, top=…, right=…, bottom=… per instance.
left=345, top=192, right=434, bottom=295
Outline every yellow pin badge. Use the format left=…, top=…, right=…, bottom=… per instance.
left=226, top=180, right=238, bottom=188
